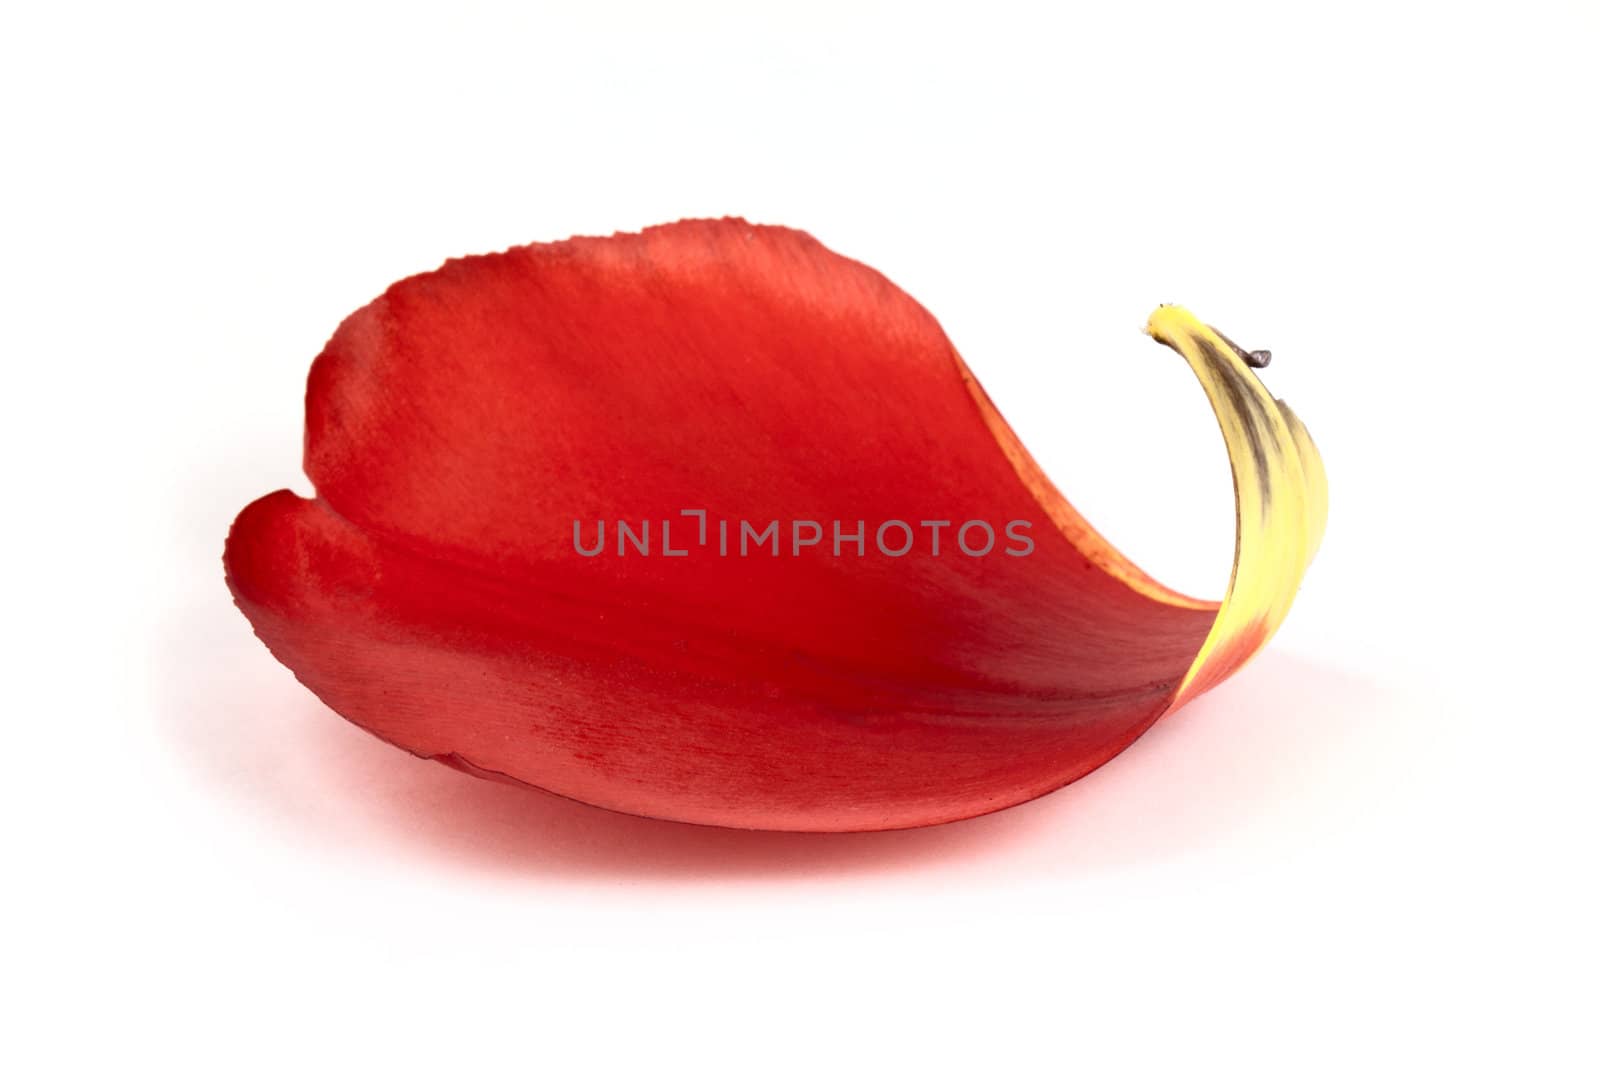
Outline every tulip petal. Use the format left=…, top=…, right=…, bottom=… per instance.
left=224, top=219, right=1324, bottom=830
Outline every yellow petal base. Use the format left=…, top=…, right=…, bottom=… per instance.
left=1147, top=305, right=1328, bottom=707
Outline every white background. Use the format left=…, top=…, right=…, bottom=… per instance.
left=5, top=2, right=1597, bottom=1063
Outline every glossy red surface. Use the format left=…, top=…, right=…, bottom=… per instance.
left=226, top=219, right=1217, bottom=830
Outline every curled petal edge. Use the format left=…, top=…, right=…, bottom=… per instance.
left=1145, top=305, right=1327, bottom=708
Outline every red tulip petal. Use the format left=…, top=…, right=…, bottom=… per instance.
left=225, top=218, right=1323, bottom=831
